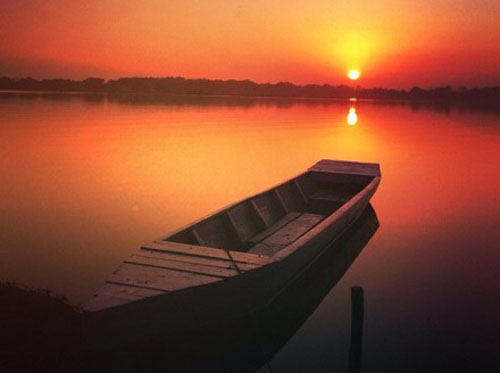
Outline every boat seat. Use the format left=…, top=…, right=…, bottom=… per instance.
left=247, top=212, right=301, bottom=245
left=248, top=213, right=324, bottom=256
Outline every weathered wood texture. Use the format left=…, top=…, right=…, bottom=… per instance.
left=85, top=240, right=272, bottom=311
left=248, top=212, right=301, bottom=244
left=253, top=190, right=283, bottom=227
left=86, top=283, right=166, bottom=312
left=195, top=214, right=238, bottom=250
left=228, top=202, right=263, bottom=242
left=106, top=263, right=222, bottom=292
left=249, top=213, right=324, bottom=256
left=85, top=159, right=380, bottom=317
left=143, top=241, right=272, bottom=266
left=167, top=184, right=306, bottom=252
left=309, top=159, right=381, bottom=176
left=132, top=249, right=259, bottom=272
left=277, top=181, right=305, bottom=211
left=83, top=159, right=381, bottom=351
left=125, top=255, right=238, bottom=278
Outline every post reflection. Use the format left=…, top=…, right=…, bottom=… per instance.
left=347, top=106, right=358, bottom=125
left=349, top=286, right=364, bottom=373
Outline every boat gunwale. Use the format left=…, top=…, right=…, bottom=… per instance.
left=152, top=160, right=380, bottom=262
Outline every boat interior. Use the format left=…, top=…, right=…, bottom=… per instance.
left=166, top=171, right=375, bottom=256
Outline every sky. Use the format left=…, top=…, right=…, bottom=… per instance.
left=1, top=0, right=499, bottom=88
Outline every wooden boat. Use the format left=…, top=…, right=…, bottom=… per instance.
left=82, top=205, right=379, bottom=371
left=83, top=159, right=381, bottom=349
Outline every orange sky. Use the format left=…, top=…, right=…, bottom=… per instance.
left=1, top=0, right=499, bottom=88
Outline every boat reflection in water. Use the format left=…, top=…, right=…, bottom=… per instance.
left=86, top=204, right=379, bottom=372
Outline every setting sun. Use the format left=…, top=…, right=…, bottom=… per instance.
left=348, top=69, right=361, bottom=80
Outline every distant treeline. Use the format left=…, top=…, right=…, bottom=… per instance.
left=1, top=76, right=499, bottom=104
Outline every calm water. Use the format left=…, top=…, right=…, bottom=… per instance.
left=1, top=92, right=499, bottom=371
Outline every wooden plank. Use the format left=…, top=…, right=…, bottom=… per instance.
left=85, top=294, right=132, bottom=312
left=95, top=283, right=165, bottom=301
left=225, top=211, right=244, bottom=244
left=274, top=175, right=380, bottom=262
left=263, top=213, right=324, bottom=246
left=273, top=189, right=289, bottom=213
left=309, top=191, right=350, bottom=204
left=318, top=160, right=378, bottom=169
left=296, top=174, right=317, bottom=197
left=309, top=160, right=380, bottom=176
left=250, top=199, right=268, bottom=228
left=125, top=255, right=240, bottom=278
left=142, top=241, right=271, bottom=266
left=195, top=214, right=235, bottom=250
left=225, top=250, right=274, bottom=266
left=191, top=229, right=206, bottom=246
left=228, top=202, right=262, bottom=242
left=107, top=263, right=221, bottom=292
left=249, top=213, right=324, bottom=256
left=86, top=282, right=166, bottom=311
left=253, top=191, right=283, bottom=227
left=277, top=182, right=302, bottom=211
left=143, top=241, right=230, bottom=260
left=314, top=165, right=375, bottom=175
left=248, top=212, right=301, bottom=244
left=310, top=171, right=373, bottom=186
left=293, top=179, right=308, bottom=204
left=133, top=249, right=260, bottom=271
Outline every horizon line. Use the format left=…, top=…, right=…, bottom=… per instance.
left=2, top=75, right=499, bottom=91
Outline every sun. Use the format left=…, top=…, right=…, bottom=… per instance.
left=348, top=69, right=361, bottom=80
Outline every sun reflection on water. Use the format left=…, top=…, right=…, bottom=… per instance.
left=347, top=106, right=358, bottom=125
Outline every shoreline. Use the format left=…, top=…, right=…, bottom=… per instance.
left=1, top=88, right=498, bottom=104
left=2, top=90, right=499, bottom=114
left=0, top=282, right=82, bottom=371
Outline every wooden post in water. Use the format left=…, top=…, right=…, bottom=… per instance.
left=349, top=286, right=364, bottom=373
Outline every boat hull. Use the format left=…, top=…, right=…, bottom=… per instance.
left=83, top=173, right=380, bottom=350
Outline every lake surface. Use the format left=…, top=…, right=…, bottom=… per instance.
left=1, top=92, right=499, bottom=371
